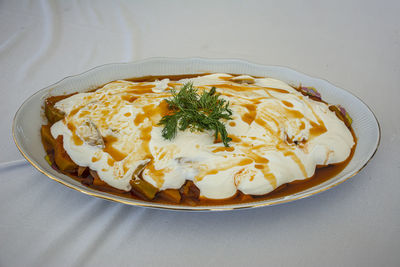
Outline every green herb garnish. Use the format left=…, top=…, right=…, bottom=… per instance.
left=159, top=82, right=233, bottom=147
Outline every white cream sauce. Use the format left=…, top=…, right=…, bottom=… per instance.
left=50, top=74, right=355, bottom=199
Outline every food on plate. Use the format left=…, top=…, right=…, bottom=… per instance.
left=41, top=73, right=355, bottom=205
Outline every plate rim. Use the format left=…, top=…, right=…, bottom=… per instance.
left=12, top=57, right=381, bottom=211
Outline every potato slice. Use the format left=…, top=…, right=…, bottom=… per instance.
left=54, top=136, right=78, bottom=172
left=41, top=125, right=55, bottom=152
left=158, top=189, right=181, bottom=204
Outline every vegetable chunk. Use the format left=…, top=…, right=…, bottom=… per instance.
left=41, top=125, right=55, bottom=152
left=130, top=178, right=158, bottom=200
left=158, top=189, right=181, bottom=203
left=54, top=135, right=78, bottom=172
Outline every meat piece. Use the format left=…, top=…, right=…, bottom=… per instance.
left=180, top=180, right=200, bottom=199
left=45, top=96, right=67, bottom=123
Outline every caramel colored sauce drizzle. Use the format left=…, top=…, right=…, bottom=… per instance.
left=121, top=95, right=138, bottom=102
left=302, top=99, right=327, bottom=138
left=247, top=152, right=276, bottom=187
left=229, top=135, right=242, bottom=143
left=211, top=133, right=277, bottom=187
left=134, top=103, right=169, bottom=126
left=139, top=125, right=152, bottom=155
left=212, top=146, right=235, bottom=153
left=300, top=121, right=306, bottom=130
left=107, top=158, right=115, bottom=166
left=66, top=122, right=83, bottom=146
left=263, top=87, right=289, bottom=94
left=284, top=108, right=304, bottom=119
left=51, top=73, right=356, bottom=206
left=282, top=100, right=293, bottom=107
left=138, top=123, right=167, bottom=186
left=103, top=135, right=127, bottom=162
left=284, top=150, right=308, bottom=177
left=309, top=121, right=327, bottom=137
left=146, top=161, right=166, bottom=188
left=134, top=112, right=147, bottom=126
left=241, top=103, right=258, bottom=124
left=196, top=157, right=255, bottom=182
left=125, top=84, right=155, bottom=94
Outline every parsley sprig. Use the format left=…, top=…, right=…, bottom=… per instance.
left=159, top=82, right=233, bottom=147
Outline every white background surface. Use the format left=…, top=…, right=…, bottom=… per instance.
left=1, top=0, right=399, bottom=266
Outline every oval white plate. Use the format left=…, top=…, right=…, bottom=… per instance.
left=13, top=58, right=380, bottom=211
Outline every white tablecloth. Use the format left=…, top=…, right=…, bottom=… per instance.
left=1, top=1, right=399, bottom=266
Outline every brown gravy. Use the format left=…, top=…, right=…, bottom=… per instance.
left=46, top=73, right=357, bottom=206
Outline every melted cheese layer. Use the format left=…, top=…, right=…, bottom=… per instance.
left=50, top=73, right=355, bottom=199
